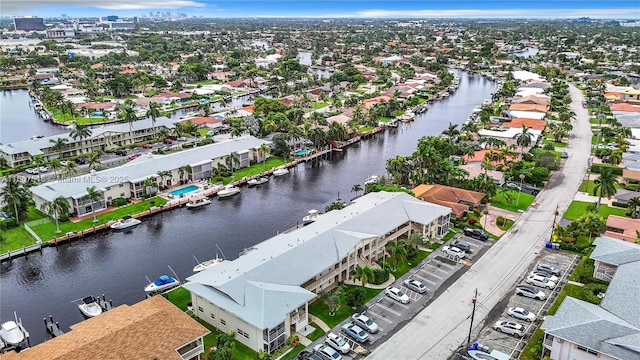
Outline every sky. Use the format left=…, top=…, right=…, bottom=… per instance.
left=2, top=0, right=639, bottom=19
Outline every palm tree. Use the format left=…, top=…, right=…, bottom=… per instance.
left=178, top=165, right=192, bottom=184
left=49, top=137, right=69, bottom=159
left=388, top=241, right=407, bottom=271
left=351, top=184, right=363, bottom=197
left=70, top=124, right=93, bottom=150
left=41, top=196, right=70, bottom=233
left=257, top=144, right=271, bottom=169
left=49, top=158, right=61, bottom=179
left=513, top=125, right=534, bottom=155
left=441, top=123, right=460, bottom=142
left=156, top=170, right=173, bottom=190
left=628, top=197, right=640, bottom=219
left=122, top=105, right=138, bottom=131
left=87, top=152, right=101, bottom=170
left=592, top=167, right=618, bottom=210
left=85, top=186, right=102, bottom=223
left=0, top=176, right=28, bottom=224
left=63, top=161, right=77, bottom=177
left=225, top=152, right=240, bottom=172
left=31, top=155, right=47, bottom=182
left=146, top=102, right=162, bottom=129
left=320, top=290, right=341, bottom=316
left=353, top=265, right=374, bottom=288
left=143, top=177, right=157, bottom=197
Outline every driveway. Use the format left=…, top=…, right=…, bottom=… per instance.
left=367, top=83, right=592, bottom=359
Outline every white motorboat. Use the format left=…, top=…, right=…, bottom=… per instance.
left=273, top=166, right=289, bottom=176
left=144, top=275, right=180, bottom=293
left=193, top=254, right=225, bottom=272
left=78, top=296, right=103, bottom=318
left=0, top=314, right=27, bottom=348
left=364, top=175, right=380, bottom=185
left=401, top=111, right=415, bottom=122
left=302, top=209, right=321, bottom=226
left=110, top=215, right=141, bottom=230
left=185, top=197, right=212, bottom=209
left=247, top=176, right=270, bottom=187
left=217, top=184, right=241, bottom=198
left=442, top=92, right=450, bottom=97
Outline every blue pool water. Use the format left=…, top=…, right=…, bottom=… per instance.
left=91, top=112, right=103, bottom=117
left=293, top=149, right=312, bottom=156
left=170, top=185, right=199, bottom=196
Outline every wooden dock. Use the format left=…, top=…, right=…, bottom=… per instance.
left=44, top=315, right=64, bottom=337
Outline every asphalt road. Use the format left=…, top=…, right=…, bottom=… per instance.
left=368, top=84, right=592, bottom=360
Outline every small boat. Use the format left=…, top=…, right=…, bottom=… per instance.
left=401, top=111, right=415, bottom=122
left=144, top=275, right=180, bottom=293
left=302, top=209, right=321, bottom=226
left=217, top=184, right=241, bottom=198
left=185, top=197, right=212, bottom=209
left=247, top=177, right=269, bottom=187
left=273, top=166, right=289, bottom=176
left=77, top=296, right=102, bottom=318
left=442, top=92, right=450, bottom=97
left=110, top=215, right=141, bottom=230
left=193, top=254, right=225, bottom=272
left=364, top=175, right=380, bottom=185
left=0, top=313, right=28, bottom=348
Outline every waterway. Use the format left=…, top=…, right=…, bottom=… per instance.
left=0, top=70, right=495, bottom=345
left=0, top=90, right=68, bottom=144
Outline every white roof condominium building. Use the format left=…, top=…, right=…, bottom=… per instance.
left=541, top=236, right=640, bottom=360
left=183, top=191, right=452, bottom=354
left=29, top=136, right=270, bottom=217
left=0, top=117, right=179, bottom=167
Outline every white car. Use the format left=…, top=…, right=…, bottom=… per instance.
left=351, top=313, right=378, bottom=333
left=313, top=343, right=341, bottom=360
left=529, top=271, right=558, bottom=283
left=403, top=278, right=427, bottom=294
left=39, top=166, right=49, bottom=172
left=59, top=160, right=68, bottom=166
left=385, top=286, right=409, bottom=304
left=515, top=285, right=547, bottom=300
left=325, top=332, right=350, bottom=354
left=494, top=320, right=525, bottom=337
left=441, top=245, right=466, bottom=259
left=526, top=274, right=556, bottom=289
left=507, top=307, right=536, bottom=322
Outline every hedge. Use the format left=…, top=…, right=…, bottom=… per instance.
left=581, top=283, right=608, bottom=305
left=590, top=163, right=623, bottom=175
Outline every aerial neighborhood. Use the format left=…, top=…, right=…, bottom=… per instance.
left=1, top=10, right=640, bottom=360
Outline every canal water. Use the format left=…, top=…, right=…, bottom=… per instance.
left=0, top=90, right=68, bottom=144
left=0, top=70, right=495, bottom=345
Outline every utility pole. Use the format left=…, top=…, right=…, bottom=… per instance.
left=467, top=288, right=478, bottom=346
left=551, top=204, right=559, bottom=243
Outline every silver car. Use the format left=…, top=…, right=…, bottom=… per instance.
left=351, top=312, right=378, bottom=333
left=313, top=343, right=341, bottom=360
left=403, top=278, right=427, bottom=294
left=507, top=307, right=536, bottom=322
left=494, top=320, right=525, bottom=337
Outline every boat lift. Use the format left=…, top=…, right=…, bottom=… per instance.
left=145, top=265, right=181, bottom=297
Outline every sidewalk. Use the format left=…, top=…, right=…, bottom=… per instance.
left=481, top=206, right=521, bottom=237
left=343, top=274, right=396, bottom=289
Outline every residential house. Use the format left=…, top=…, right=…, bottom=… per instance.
left=29, top=136, right=271, bottom=216
left=412, top=184, right=485, bottom=218
left=0, top=296, right=209, bottom=360
left=620, top=88, right=640, bottom=103
left=604, top=215, right=640, bottom=243
left=541, top=236, right=640, bottom=360
left=511, top=95, right=550, bottom=106
left=500, top=118, right=547, bottom=131
left=508, top=103, right=549, bottom=114
left=183, top=191, right=451, bottom=354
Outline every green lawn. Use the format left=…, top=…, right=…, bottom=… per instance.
left=497, top=218, right=515, bottom=231
left=442, top=228, right=458, bottom=242
left=310, top=102, right=328, bottom=109
left=578, top=180, right=622, bottom=194
left=563, top=200, right=627, bottom=220
left=30, top=197, right=167, bottom=241
left=0, top=207, right=48, bottom=254
left=359, top=126, right=375, bottom=132
left=306, top=322, right=325, bottom=341
left=490, top=189, right=535, bottom=212
left=309, top=285, right=382, bottom=328
left=196, top=80, right=215, bottom=85
left=379, top=117, right=392, bottom=123
left=197, top=128, right=214, bottom=137
left=393, top=110, right=404, bottom=116
left=542, top=139, right=567, bottom=148
left=74, top=117, right=113, bottom=125
left=165, top=287, right=191, bottom=311
left=233, top=157, right=287, bottom=179
left=391, top=250, right=430, bottom=279
left=280, top=344, right=305, bottom=360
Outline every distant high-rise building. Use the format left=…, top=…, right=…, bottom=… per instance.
left=14, top=16, right=46, bottom=31
left=106, top=15, right=118, bottom=22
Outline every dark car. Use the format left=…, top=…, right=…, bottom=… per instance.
left=463, top=228, right=488, bottom=241
left=536, top=263, right=561, bottom=276
left=74, top=158, right=87, bottom=164
left=115, top=149, right=127, bottom=156
left=452, top=240, right=472, bottom=253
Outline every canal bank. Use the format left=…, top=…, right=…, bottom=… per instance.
left=0, top=70, right=496, bottom=346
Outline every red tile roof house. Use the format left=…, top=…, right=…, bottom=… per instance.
left=604, top=215, right=640, bottom=243
left=412, top=184, right=485, bottom=218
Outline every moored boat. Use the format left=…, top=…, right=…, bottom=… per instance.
left=185, top=197, right=212, bottom=209
left=273, top=166, right=289, bottom=176
left=77, top=296, right=103, bottom=318
left=110, top=215, right=141, bottom=230
left=217, top=184, right=241, bottom=198
left=247, top=176, right=270, bottom=187
left=302, top=209, right=321, bottom=226
left=144, top=275, right=180, bottom=293
left=0, top=313, right=28, bottom=350
left=364, top=175, right=380, bottom=185
left=193, top=254, right=225, bottom=272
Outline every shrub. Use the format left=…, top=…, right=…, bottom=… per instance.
left=591, top=163, right=623, bottom=175
left=405, top=245, right=418, bottom=261
left=344, top=287, right=366, bottom=308
left=468, top=217, right=477, bottom=225
left=111, top=197, right=127, bottom=206
left=0, top=219, right=18, bottom=230
left=496, top=216, right=505, bottom=226
left=372, top=268, right=390, bottom=285
left=581, top=283, right=608, bottom=305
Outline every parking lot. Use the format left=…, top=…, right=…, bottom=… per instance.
left=301, top=234, right=493, bottom=359
left=465, top=250, right=580, bottom=359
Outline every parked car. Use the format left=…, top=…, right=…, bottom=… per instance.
left=314, top=344, right=341, bottom=360
left=142, top=143, right=153, bottom=149
left=441, top=245, right=466, bottom=259
left=325, top=332, right=350, bottom=354
left=296, top=351, right=323, bottom=360
left=385, top=286, right=410, bottom=304
left=403, top=278, right=427, bottom=294
left=463, top=228, right=489, bottom=241
left=526, top=274, right=556, bottom=289
left=115, top=149, right=127, bottom=156
left=59, top=160, right=68, bottom=166
left=561, top=152, right=568, bottom=159
left=515, top=285, right=546, bottom=300
left=536, top=263, right=561, bottom=276
left=451, top=240, right=472, bottom=253
left=26, top=168, right=38, bottom=174
left=340, top=323, right=369, bottom=343
left=163, top=138, right=173, bottom=144
left=38, top=166, right=48, bottom=172
left=128, top=155, right=139, bottom=161
left=177, top=137, right=188, bottom=141
left=351, top=313, right=378, bottom=333
left=507, top=307, right=536, bottom=322
left=504, top=182, right=522, bottom=191
left=494, top=321, right=525, bottom=338
left=529, top=271, right=559, bottom=283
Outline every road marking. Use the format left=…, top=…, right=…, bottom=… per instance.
left=382, top=298, right=411, bottom=310
left=375, top=303, right=403, bottom=317
left=412, top=272, right=437, bottom=284
left=366, top=309, right=392, bottom=324
left=421, top=267, right=445, bottom=278
left=435, top=262, right=456, bottom=271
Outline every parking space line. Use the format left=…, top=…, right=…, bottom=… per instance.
left=412, top=272, right=437, bottom=285
left=375, top=303, right=403, bottom=317
left=435, top=262, right=456, bottom=271
left=399, top=286, right=423, bottom=301
left=381, top=298, right=411, bottom=310
left=422, top=267, right=447, bottom=277
left=419, top=269, right=443, bottom=280
left=366, top=309, right=393, bottom=324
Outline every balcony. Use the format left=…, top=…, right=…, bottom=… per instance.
left=177, top=340, right=204, bottom=360
left=543, top=334, right=554, bottom=350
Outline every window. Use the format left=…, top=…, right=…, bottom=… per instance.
left=576, top=345, right=598, bottom=355
left=119, top=183, right=124, bottom=187
left=198, top=306, right=203, bottom=312
left=220, top=319, right=226, bottom=326
left=210, top=313, right=215, bottom=319
left=237, top=329, right=249, bottom=339
left=120, top=193, right=125, bottom=197
left=107, top=196, right=112, bottom=201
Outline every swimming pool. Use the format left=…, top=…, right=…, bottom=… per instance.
left=293, top=149, right=312, bottom=156
left=91, top=112, right=103, bottom=117
left=170, top=185, right=199, bottom=196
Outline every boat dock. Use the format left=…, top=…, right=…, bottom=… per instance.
left=44, top=315, right=64, bottom=337
left=98, top=294, right=113, bottom=311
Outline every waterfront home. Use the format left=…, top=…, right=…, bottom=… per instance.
left=603, top=215, right=640, bottom=243
left=540, top=237, right=640, bottom=360
left=183, top=191, right=451, bottom=354
left=29, top=136, right=271, bottom=216
left=412, top=184, right=485, bottom=218
left=0, top=296, right=209, bottom=360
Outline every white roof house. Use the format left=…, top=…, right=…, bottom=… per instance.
left=184, top=191, right=451, bottom=343
left=507, top=110, right=547, bottom=120
left=477, top=127, right=542, bottom=142
left=512, top=70, right=545, bottom=82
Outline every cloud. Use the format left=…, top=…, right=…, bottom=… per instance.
left=355, top=8, right=640, bottom=19
left=2, top=0, right=205, bottom=14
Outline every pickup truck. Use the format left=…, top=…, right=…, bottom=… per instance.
left=463, top=228, right=488, bottom=241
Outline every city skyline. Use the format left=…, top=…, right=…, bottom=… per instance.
left=2, top=0, right=639, bottom=19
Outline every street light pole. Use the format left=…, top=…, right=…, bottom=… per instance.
left=467, top=288, right=478, bottom=346
left=517, top=174, right=525, bottom=208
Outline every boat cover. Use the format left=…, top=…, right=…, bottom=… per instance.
left=154, top=275, right=175, bottom=285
